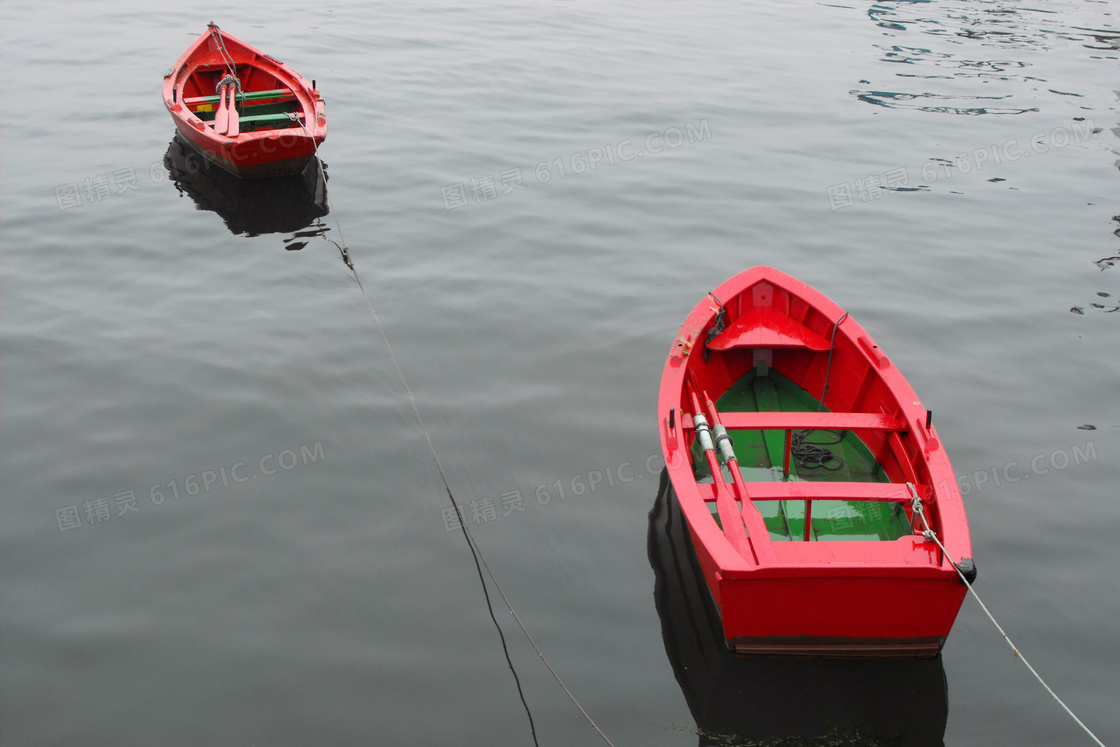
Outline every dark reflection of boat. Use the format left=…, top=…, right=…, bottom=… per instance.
left=648, top=469, right=949, bottom=747
left=163, top=133, right=329, bottom=238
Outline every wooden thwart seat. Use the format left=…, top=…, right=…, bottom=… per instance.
left=184, top=87, right=295, bottom=105
left=718, top=411, right=904, bottom=432
left=695, top=481, right=920, bottom=504
left=741, top=482, right=915, bottom=502
left=237, top=112, right=303, bottom=125
left=680, top=411, right=905, bottom=433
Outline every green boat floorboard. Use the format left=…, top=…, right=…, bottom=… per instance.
left=698, top=369, right=910, bottom=542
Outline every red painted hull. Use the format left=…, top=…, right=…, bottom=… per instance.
left=162, top=25, right=326, bottom=179
left=658, top=267, right=973, bottom=656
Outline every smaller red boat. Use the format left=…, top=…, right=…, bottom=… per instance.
left=658, top=267, right=975, bottom=657
left=162, top=23, right=326, bottom=179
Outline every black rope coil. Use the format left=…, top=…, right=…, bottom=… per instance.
left=790, top=430, right=845, bottom=471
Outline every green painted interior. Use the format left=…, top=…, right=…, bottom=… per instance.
left=694, top=369, right=911, bottom=542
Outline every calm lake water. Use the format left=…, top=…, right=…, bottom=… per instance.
left=2, top=1, right=1118, bottom=745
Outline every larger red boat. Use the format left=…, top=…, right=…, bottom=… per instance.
left=658, top=267, right=974, bottom=657
left=162, top=23, right=326, bottom=179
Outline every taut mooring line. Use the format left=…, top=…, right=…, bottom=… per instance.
left=343, top=254, right=540, bottom=745
left=908, top=484, right=1106, bottom=747
left=308, top=142, right=614, bottom=745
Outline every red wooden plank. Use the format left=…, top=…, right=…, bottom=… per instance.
left=695, top=481, right=916, bottom=503
left=887, top=431, right=920, bottom=485
left=716, top=411, right=904, bottom=432
left=742, top=482, right=915, bottom=502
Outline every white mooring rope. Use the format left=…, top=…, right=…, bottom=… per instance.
left=907, top=484, right=1106, bottom=747
left=298, top=129, right=615, bottom=746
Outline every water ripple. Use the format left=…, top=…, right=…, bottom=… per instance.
left=851, top=88, right=1037, bottom=115
left=858, top=0, right=1115, bottom=115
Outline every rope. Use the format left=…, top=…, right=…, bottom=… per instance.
left=789, top=430, right=844, bottom=470
left=906, top=484, right=1106, bottom=747
left=785, top=311, right=851, bottom=472
left=455, top=492, right=539, bottom=745
left=817, top=311, right=848, bottom=412
left=301, top=127, right=615, bottom=746
left=703, top=292, right=727, bottom=362
left=207, top=23, right=240, bottom=82
left=216, top=74, right=242, bottom=100
left=303, top=148, right=538, bottom=743
left=340, top=245, right=537, bottom=747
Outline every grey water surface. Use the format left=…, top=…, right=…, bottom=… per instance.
left=2, top=1, right=1118, bottom=745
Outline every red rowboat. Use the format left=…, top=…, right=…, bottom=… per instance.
left=658, top=267, right=975, bottom=657
left=162, top=23, right=326, bottom=179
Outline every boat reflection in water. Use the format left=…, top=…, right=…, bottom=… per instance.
left=163, top=133, right=329, bottom=241
left=648, top=470, right=949, bottom=747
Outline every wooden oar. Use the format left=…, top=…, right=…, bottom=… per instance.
left=701, top=391, right=778, bottom=561
left=225, top=86, right=240, bottom=137
left=687, top=389, right=757, bottom=563
left=214, top=83, right=229, bottom=134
